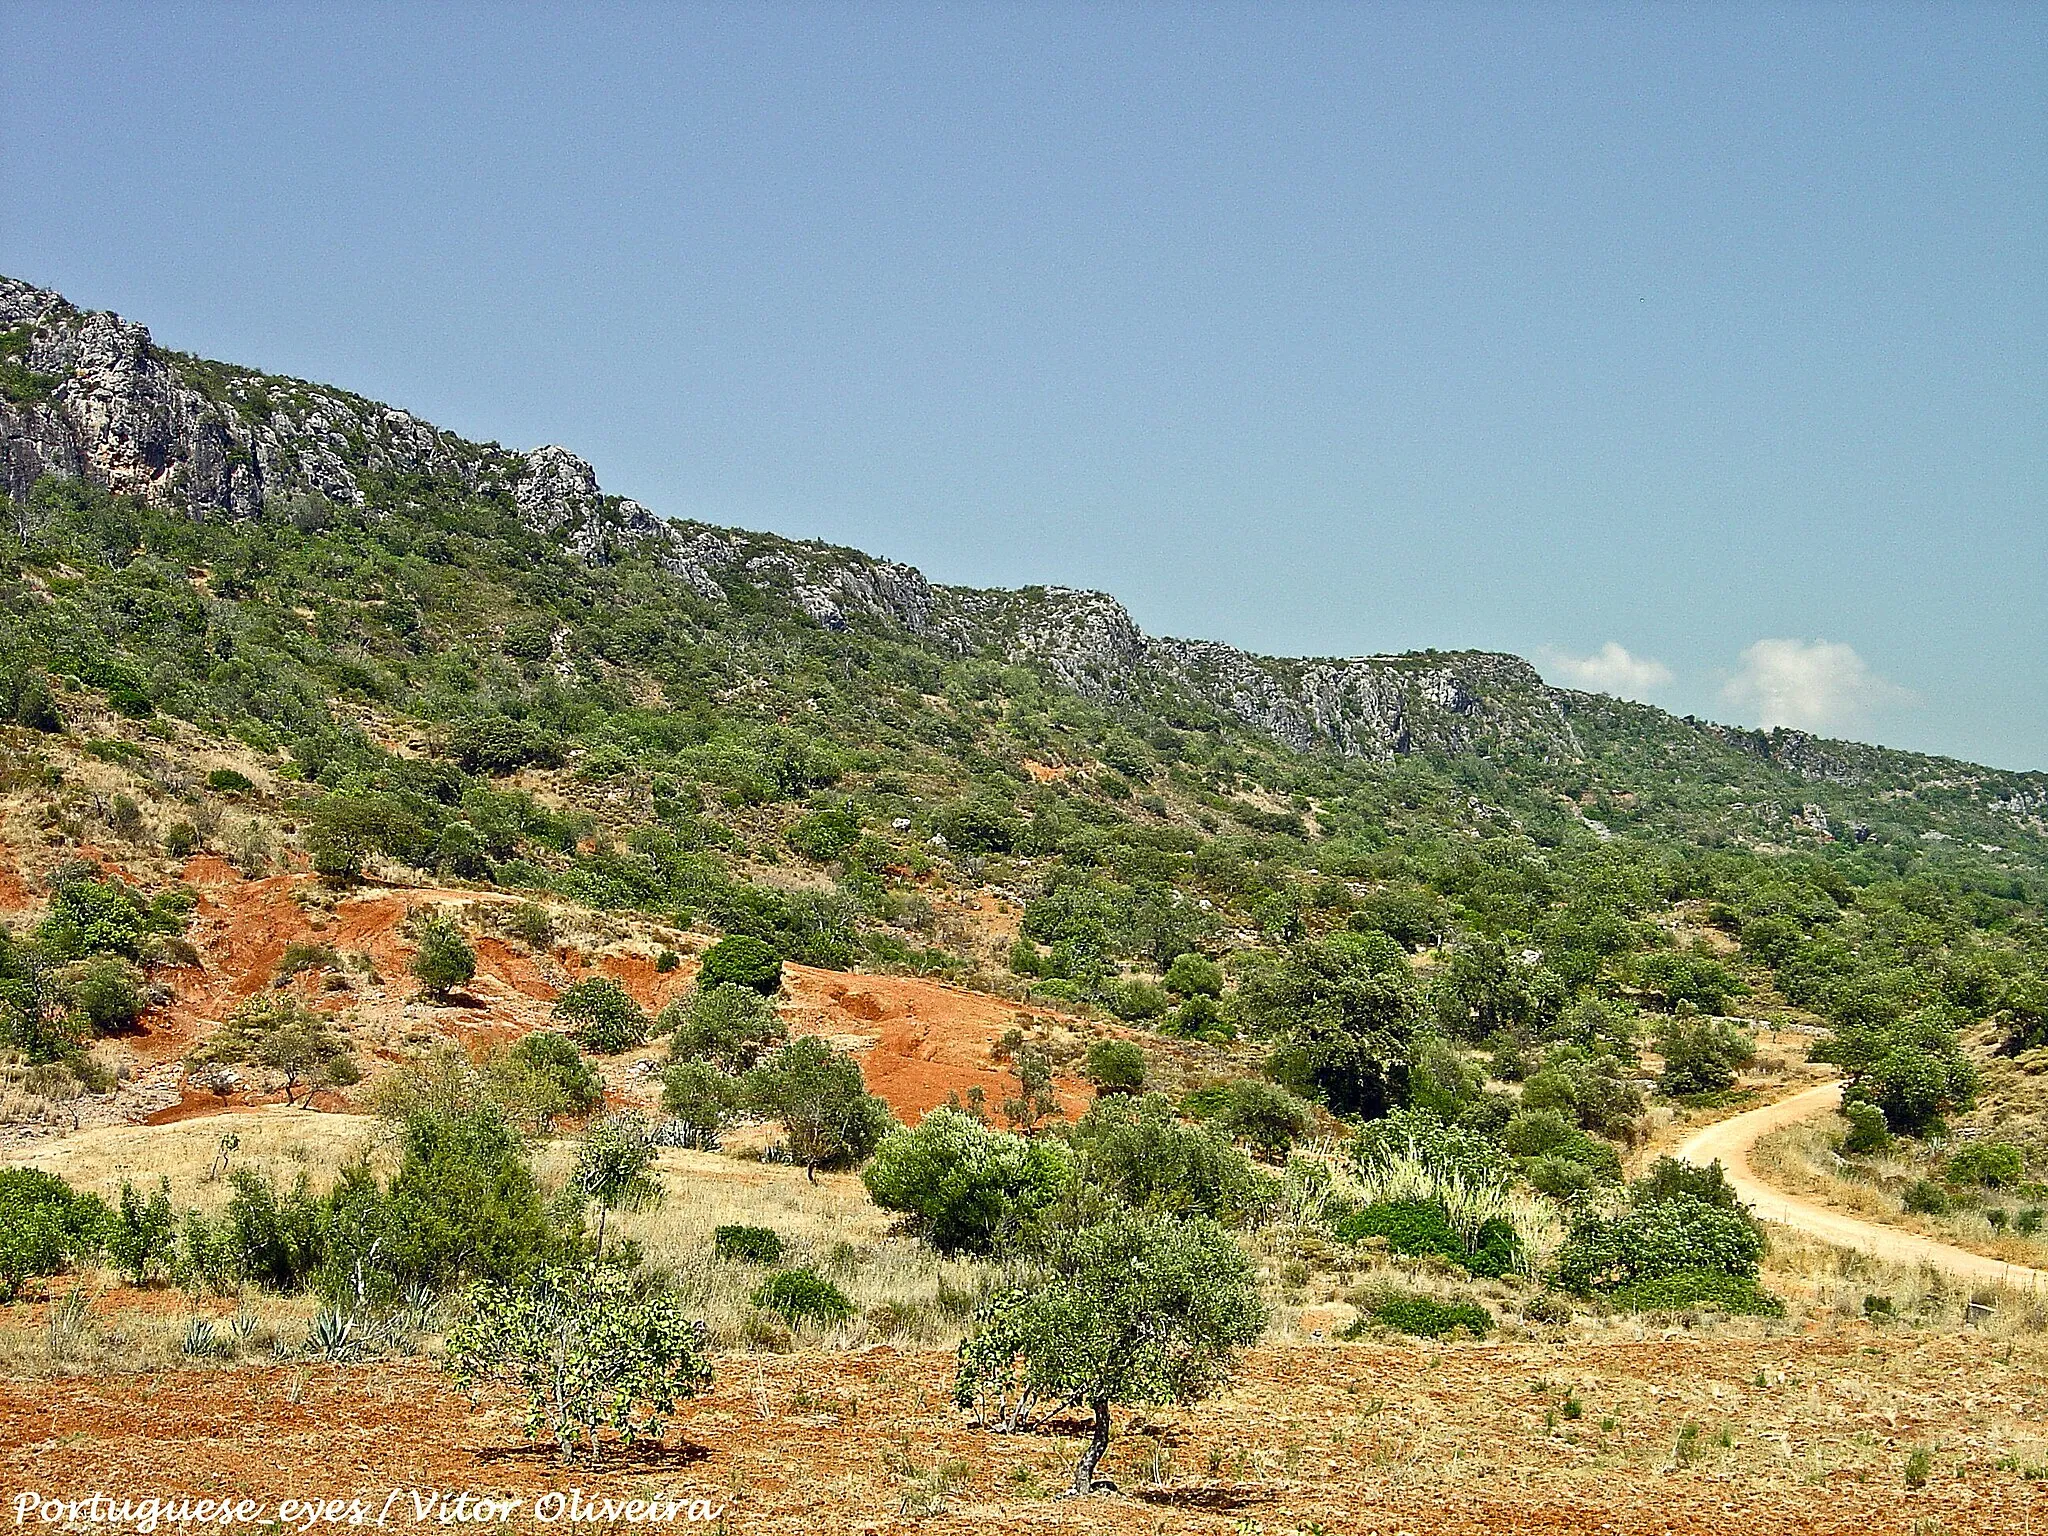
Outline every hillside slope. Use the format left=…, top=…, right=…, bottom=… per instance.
left=4, top=275, right=2043, bottom=870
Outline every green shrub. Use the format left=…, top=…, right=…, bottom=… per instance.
left=206, top=767, right=255, bottom=794
left=224, top=1167, right=326, bottom=1291
left=699, top=935, right=783, bottom=995
left=713, top=1225, right=785, bottom=1265
left=1903, top=1179, right=1949, bottom=1214
left=277, top=941, right=341, bottom=979
left=752, top=1267, right=854, bottom=1328
left=744, top=1036, right=893, bottom=1177
left=1343, top=1290, right=1494, bottom=1340
left=553, top=977, right=649, bottom=1054
left=862, top=1108, right=1076, bottom=1255
left=659, top=1060, right=740, bottom=1141
left=1946, top=1142, right=2026, bottom=1189
left=1655, top=1017, right=1755, bottom=1097
left=1333, top=1199, right=1520, bottom=1279
left=409, top=911, right=476, bottom=1001
left=107, top=1178, right=177, bottom=1286
left=506, top=1031, right=604, bottom=1117
left=1631, top=1156, right=1743, bottom=1210
left=58, top=957, right=145, bottom=1035
left=0, top=1169, right=108, bottom=1300
left=1083, top=1038, right=1148, bottom=1095
left=1840, top=1100, right=1891, bottom=1155
left=1163, top=952, right=1223, bottom=998
left=1213, top=1078, right=1315, bottom=1163
left=661, top=982, right=786, bottom=1072
left=1606, top=1271, right=1783, bottom=1316
left=1066, top=1093, right=1273, bottom=1228
left=1555, top=1194, right=1765, bottom=1295
left=1108, top=980, right=1170, bottom=1022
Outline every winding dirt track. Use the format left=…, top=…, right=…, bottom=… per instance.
left=1674, top=1080, right=2048, bottom=1291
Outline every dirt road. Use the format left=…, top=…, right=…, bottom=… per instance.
left=1674, top=1080, right=2047, bottom=1291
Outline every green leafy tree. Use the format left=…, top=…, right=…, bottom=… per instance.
left=1082, top=1038, right=1147, bottom=1096
left=571, top=1112, right=661, bottom=1258
left=1815, top=1009, right=1978, bottom=1136
left=1065, top=1093, right=1273, bottom=1226
left=107, top=1178, right=177, bottom=1286
left=1162, top=952, right=1224, bottom=998
left=745, top=1035, right=893, bottom=1180
left=1655, top=1016, right=1755, bottom=1097
left=409, top=911, right=476, bottom=1000
left=1237, top=936, right=1420, bottom=1118
left=659, top=1060, right=740, bottom=1144
left=1212, top=1078, right=1316, bottom=1163
left=661, top=981, right=786, bottom=1072
left=0, top=1168, right=109, bottom=1300
left=444, top=1265, right=712, bottom=1464
left=499, top=1031, right=605, bottom=1128
left=955, top=1212, right=1265, bottom=1495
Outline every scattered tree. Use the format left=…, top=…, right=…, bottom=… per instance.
left=444, top=1265, right=712, bottom=1464
left=744, top=1036, right=892, bottom=1180
left=191, top=996, right=361, bottom=1106
left=956, top=1212, right=1265, bottom=1495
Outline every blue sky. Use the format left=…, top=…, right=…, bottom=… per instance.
left=5, top=3, right=2043, bottom=768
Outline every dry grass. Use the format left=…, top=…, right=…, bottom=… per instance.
left=6, top=1106, right=386, bottom=1210
left=1750, top=1116, right=2048, bottom=1269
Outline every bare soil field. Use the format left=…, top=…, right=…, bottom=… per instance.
left=4, top=1333, right=2044, bottom=1534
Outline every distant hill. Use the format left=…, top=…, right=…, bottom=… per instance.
left=3, top=274, right=2041, bottom=884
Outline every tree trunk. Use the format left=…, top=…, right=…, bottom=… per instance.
left=1069, top=1397, right=1113, bottom=1496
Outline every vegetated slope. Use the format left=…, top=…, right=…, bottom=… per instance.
left=3, top=274, right=2043, bottom=866
left=1, top=274, right=2044, bottom=1164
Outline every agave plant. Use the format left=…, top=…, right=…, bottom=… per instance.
left=305, top=1308, right=357, bottom=1361
left=182, top=1318, right=232, bottom=1359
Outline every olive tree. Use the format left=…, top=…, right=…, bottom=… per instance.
left=744, top=1036, right=892, bottom=1181
left=955, top=1211, right=1265, bottom=1495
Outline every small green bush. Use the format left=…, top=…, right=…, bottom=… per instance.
left=1083, top=1038, right=1148, bottom=1095
left=554, top=977, right=649, bottom=1054
left=1903, top=1179, right=1950, bottom=1214
left=1946, top=1142, right=2026, bottom=1189
left=752, top=1267, right=853, bottom=1328
left=206, top=767, right=255, bottom=794
left=1342, top=1290, right=1493, bottom=1340
left=1607, top=1270, right=1783, bottom=1316
left=1333, top=1199, right=1519, bottom=1279
left=1163, top=952, right=1224, bottom=998
left=1555, top=1194, right=1764, bottom=1294
left=699, top=935, right=783, bottom=996
left=506, top=1031, right=604, bottom=1117
left=1841, top=1099, right=1891, bottom=1155
left=409, top=912, right=477, bottom=1000
left=713, top=1225, right=785, bottom=1265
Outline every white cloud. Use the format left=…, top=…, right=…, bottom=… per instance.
left=1720, top=638, right=1914, bottom=733
left=1541, top=642, right=1674, bottom=700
